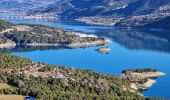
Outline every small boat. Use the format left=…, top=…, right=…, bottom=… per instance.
left=97, top=46, right=111, bottom=53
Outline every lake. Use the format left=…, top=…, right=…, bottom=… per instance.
left=1, top=19, right=170, bottom=98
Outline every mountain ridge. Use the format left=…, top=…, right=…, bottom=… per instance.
left=30, top=0, right=170, bottom=18
left=27, top=0, right=170, bottom=29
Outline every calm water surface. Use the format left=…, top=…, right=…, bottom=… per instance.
left=2, top=19, right=170, bottom=98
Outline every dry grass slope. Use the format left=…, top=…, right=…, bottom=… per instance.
left=0, top=95, right=25, bottom=100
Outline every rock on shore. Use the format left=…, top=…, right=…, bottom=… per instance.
left=130, top=79, right=156, bottom=90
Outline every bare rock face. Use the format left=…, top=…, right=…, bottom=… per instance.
left=16, top=80, right=25, bottom=88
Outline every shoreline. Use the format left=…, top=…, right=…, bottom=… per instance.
left=0, top=39, right=112, bottom=49
left=0, top=53, right=150, bottom=99
left=130, top=79, right=156, bottom=91
left=25, top=39, right=112, bottom=48
left=76, top=18, right=116, bottom=26
left=0, top=53, right=167, bottom=99
left=0, top=22, right=112, bottom=49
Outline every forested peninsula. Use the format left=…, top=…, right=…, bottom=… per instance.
left=0, top=53, right=164, bottom=100
left=0, top=20, right=110, bottom=49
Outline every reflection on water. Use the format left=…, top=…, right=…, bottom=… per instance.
left=0, top=46, right=70, bottom=53
left=95, top=27, right=170, bottom=53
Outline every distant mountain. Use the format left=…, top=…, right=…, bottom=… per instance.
left=0, top=0, right=56, bottom=9
left=30, top=0, right=170, bottom=18
left=0, top=0, right=31, bottom=9
left=1, top=0, right=170, bottom=29
left=115, top=13, right=170, bottom=29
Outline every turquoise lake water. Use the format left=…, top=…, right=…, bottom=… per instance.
left=1, top=19, right=170, bottom=98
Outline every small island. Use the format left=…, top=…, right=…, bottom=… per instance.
left=96, top=46, right=111, bottom=53
left=0, top=20, right=111, bottom=49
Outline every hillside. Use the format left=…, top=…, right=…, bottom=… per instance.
left=115, top=13, right=170, bottom=29
left=0, top=53, right=147, bottom=99
left=143, top=16, right=170, bottom=29
left=28, top=0, right=170, bottom=29
left=30, top=0, right=170, bottom=18
left=0, top=20, right=110, bottom=49
left=0, top=54, right=144, bottom=100
left=1, top=0, right=170, bottom=29
left=0, top=20, right=13, bottom=31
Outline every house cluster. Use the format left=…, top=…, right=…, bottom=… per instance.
left=18, top=63, right=75, bottom=81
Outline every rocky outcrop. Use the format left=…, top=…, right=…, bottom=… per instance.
left=121, top=69, right=165, bottom=91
